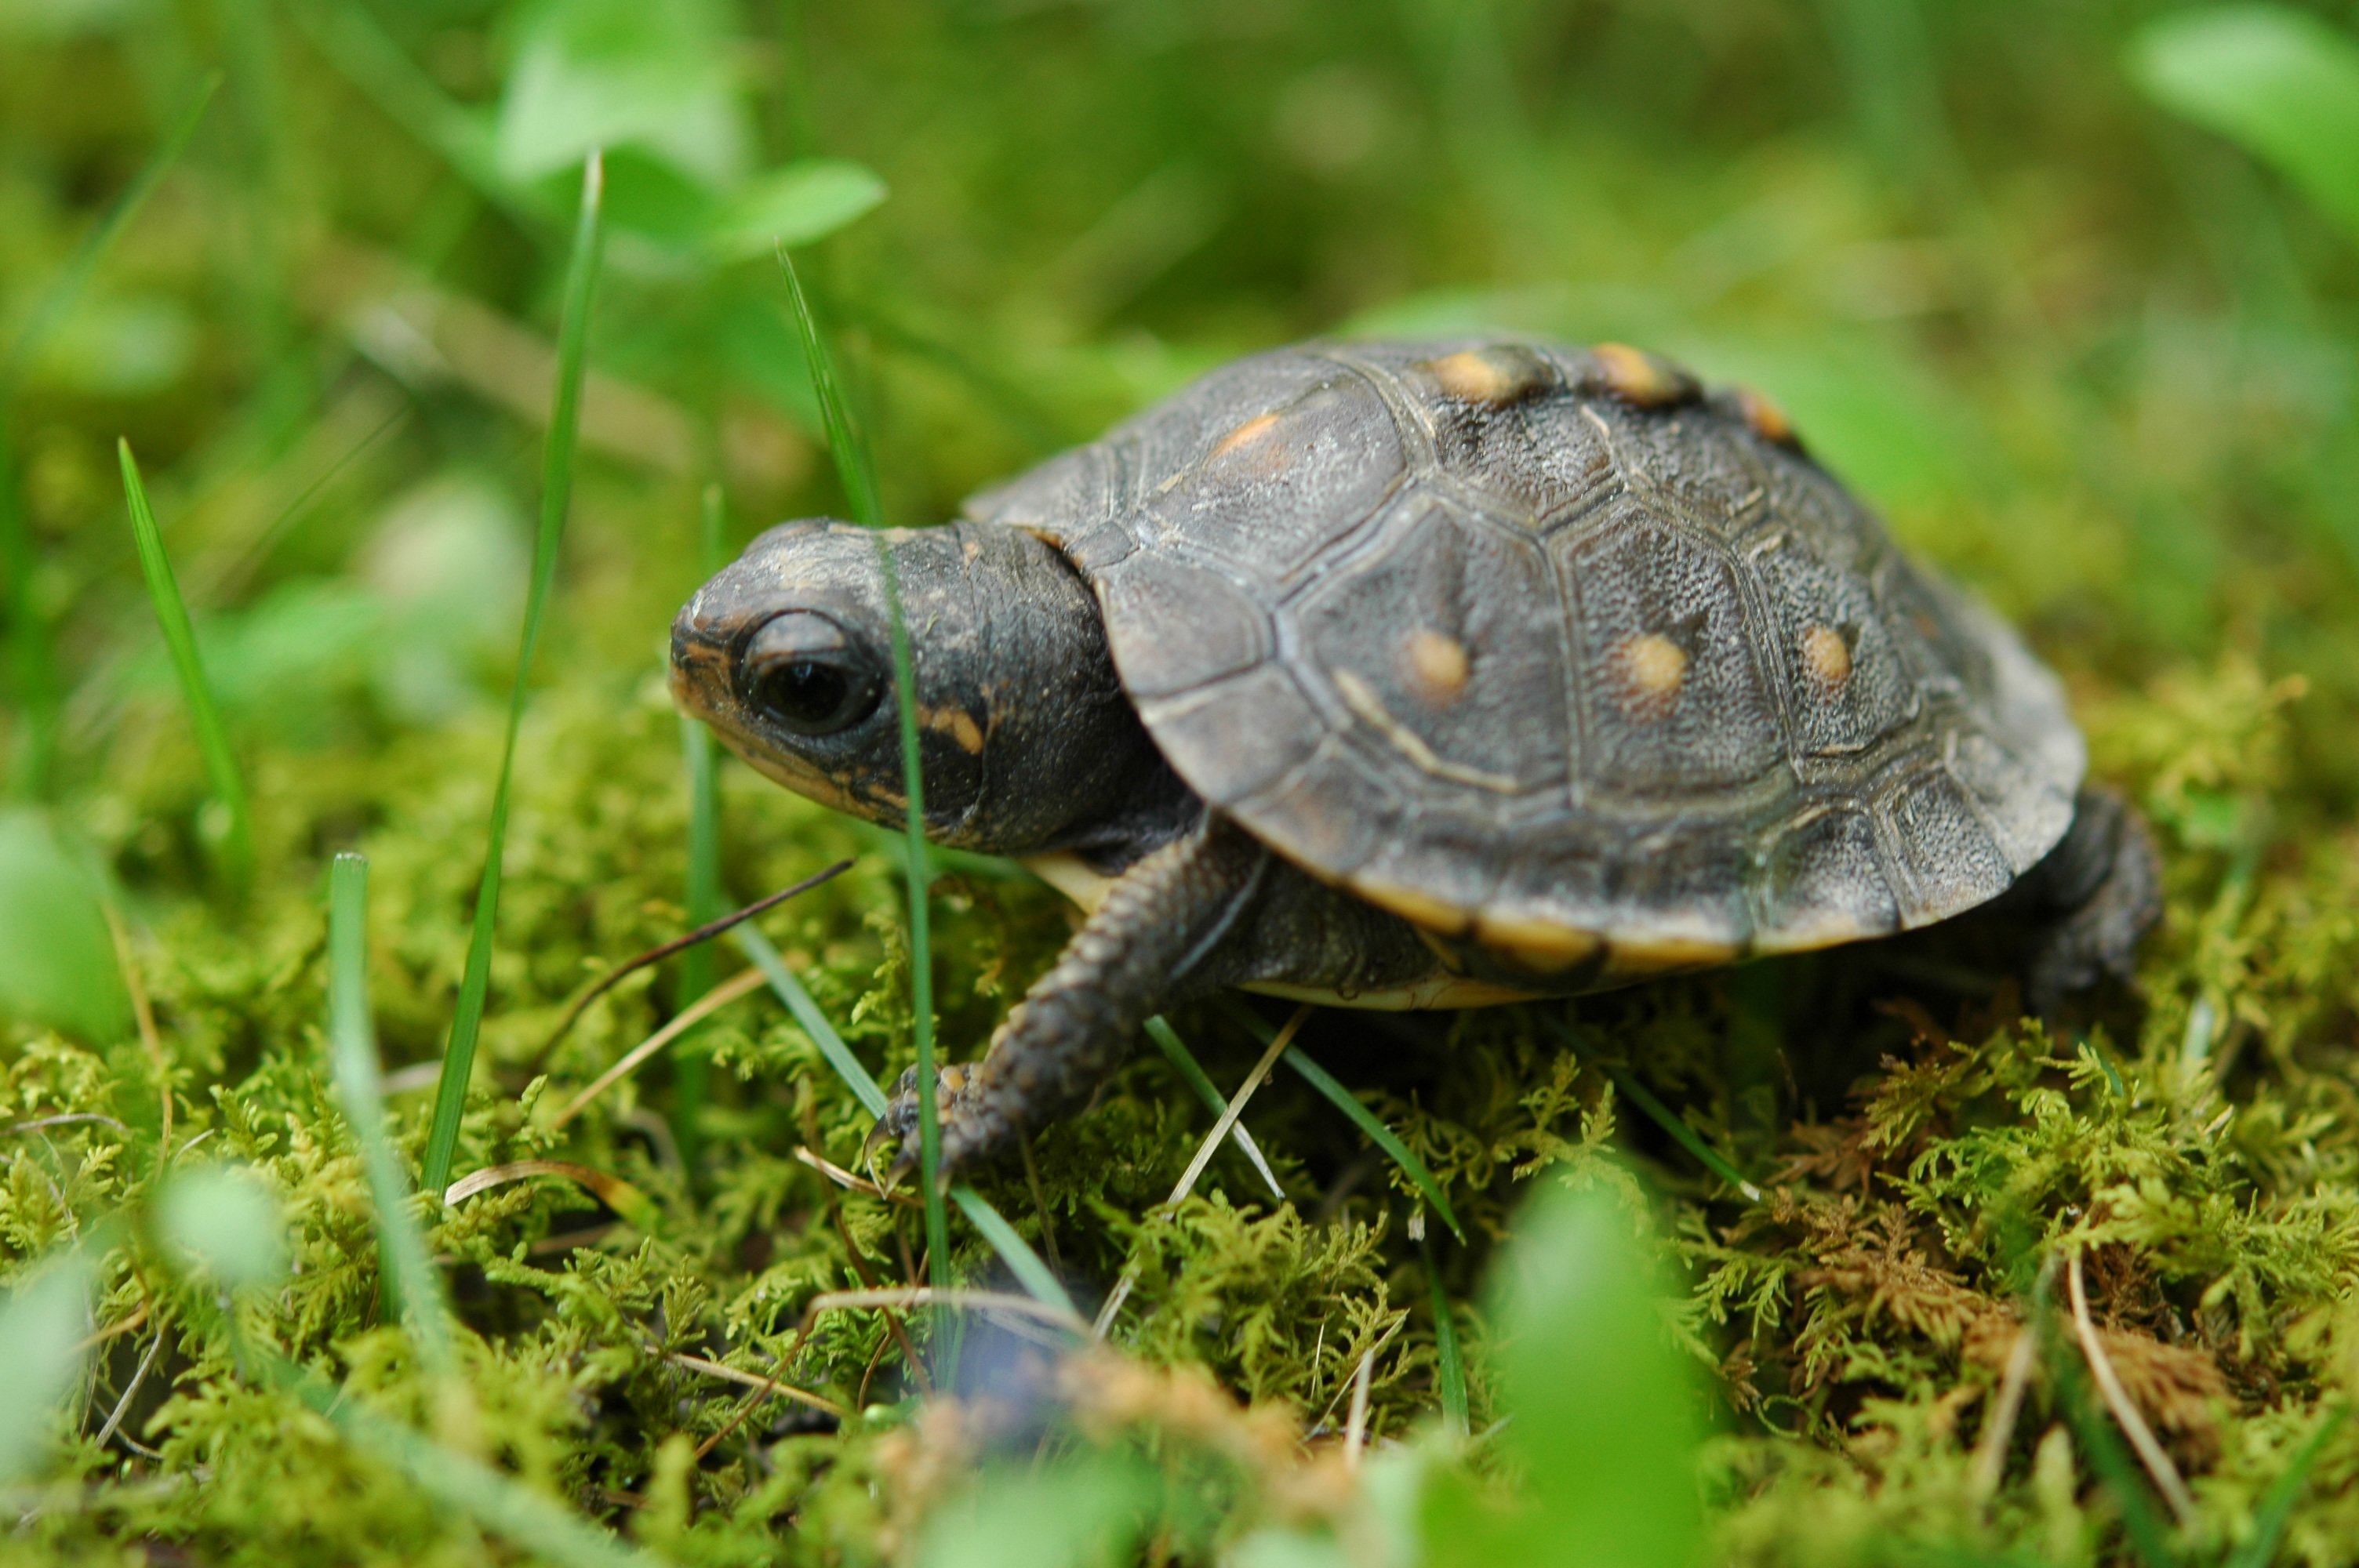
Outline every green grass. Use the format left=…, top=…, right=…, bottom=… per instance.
left=776, top=245, right=955, bottom=1367
left=326, top=851, right=452, bottom=1376
left=119, top=440, right=253, bottom=891
left=7, top=2, right=2359, bottom=1563
left=420, top=151, right=608, bottom=1198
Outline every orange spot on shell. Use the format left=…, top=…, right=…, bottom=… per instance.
left=1401, top=628, right=1470, bottom=704
left=1592, top=343, right=1695, bottom=408
left=1423, top=348, right=1545, bottom=406
left=1613, top=633, right=1689, bottom=717
left=1736, top=384, right=1799, bottom=447
left=1211, top=410, right=1283, bottom=457
left=1801, top=623, right=1852, bottom=691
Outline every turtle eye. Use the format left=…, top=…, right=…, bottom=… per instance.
left=742, top=612, right=885, bottom=737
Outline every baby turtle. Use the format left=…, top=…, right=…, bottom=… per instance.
left=671, top=338, right=2158, bottom=1173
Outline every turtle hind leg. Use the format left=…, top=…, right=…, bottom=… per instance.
left=2022, top=786, right=2163, bottom=1015
left=871, top=820, right=1271, bottom=1177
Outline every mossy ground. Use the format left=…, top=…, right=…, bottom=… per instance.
left=5, top=2, right=2359, bottom=1564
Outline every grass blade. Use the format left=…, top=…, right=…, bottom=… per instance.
left=420, top=151, right=606, bottom=1196
left=2228, top=1404, right=2350, bottom=1568
left=1545, top=1018, right=1764, bottom=1201
left=1, top=74, right=221, bottom=397
left=1422, top=1229, right=1468, bottom=1434
left=1143, top=1015, right=1284, bottom=1200
left=271, top=1357, right=657, bottom=1568
left=119, top=441, right=253, bottom=891
left=776, top=250, right=882, bottom=529
left=951, top=1185, right=1079, bottom=1319
left=737, top=930, right=1075, bottom=1333
left=671, top=483, right=730, bottom=1161
left=1215, top=996, right=1465, bottom=1241
left=732, top=924, right=890, bottom=1119
left=5, top=76, right=218, bottom=800
left=776, top=247, right=952, bottom=1367
left=328, top=853, right=453, bottom=1375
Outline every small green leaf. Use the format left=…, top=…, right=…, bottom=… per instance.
left=707, top=160, right=888, bottom=260
left=0, top=809, right=127, bottom=1043
left=156, top=1164, right=289, bottom=1290
left=1423, top=1181, right=1702, bottom=1568
left=0, top=1255, right=93, bottom=1482
left=2129, top=5, right=2359, bottom=245
left=495, top=0, right=750, bottom=189
left=917, top=1454, right=1152, bottom=1568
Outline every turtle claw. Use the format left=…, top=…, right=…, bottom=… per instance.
left=867, top=1061, right=994, bottom=1181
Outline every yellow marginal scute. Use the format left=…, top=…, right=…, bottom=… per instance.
left=1347, top=873, right=1474, bottom=936
left=1023, top=851, right=1115, bottom=916
left=1470, top=911, right=1601, bottom=974
left=1603, top=933, right=1742, bottom=975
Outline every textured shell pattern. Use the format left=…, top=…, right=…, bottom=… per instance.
left=961, top=339, right=2085, bottom=966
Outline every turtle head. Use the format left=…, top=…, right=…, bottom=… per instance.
left=670, top=519, right=1154, bottom=854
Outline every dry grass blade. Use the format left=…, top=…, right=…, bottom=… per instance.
left=100, top=902, right=169, bottom=1156
left=1220, top=996, right=1466, bottom=1240
left=2069, top=1247, right=2197, bottom=1527
left=806, top=1287, right=1086, bottom=1333
left=1143, top=1015, right=1284, bottom=1200
left=443, top=1160, right=660, bottom=1233
left=1344, top=1346, right=1376, bottom=1468
left=420, top=150, right=606, bottom=1198
left=1166, top=1006, right=1309, bottom=1207
left=1970, top=1323, right=2038, bottom=1501
left=1094, top=1007, right=1309, bottom=1338
left=67, top=1303, right=150, bottom=1357
left=548, top=967, right=768, bottom=1131
left=793, top=1144, right=919, bottom=1207
left=536, top=861, right=850, bottom=1063
left=665, top=1352, right=846, bottom=1417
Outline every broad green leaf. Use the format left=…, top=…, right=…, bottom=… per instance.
left=496, top=0, right=750, bottom=189
left=917, top=1454, right=1151, bottom=1568
left=0, top=1255, right=93, bottom=1481
left=0, top=809, right=127, bottom=1043
left=1423, top=1181, right=1702, bottom=1568
left=707, top=160, right=889, bottom=260
left=156, top=1164, right=289, bottom=1290
left=2130, top=6, right=2359, bottom=245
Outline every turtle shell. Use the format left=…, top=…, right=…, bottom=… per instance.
left=962, top=339, right=2083, bottom=977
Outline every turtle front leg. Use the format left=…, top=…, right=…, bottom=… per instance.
left=871, top=819, right=1270, bottom=1176
left=2023, top=786, right=2163, bottom=1014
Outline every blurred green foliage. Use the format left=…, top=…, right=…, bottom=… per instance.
left=4, top=0, right=2359, bottom=1564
